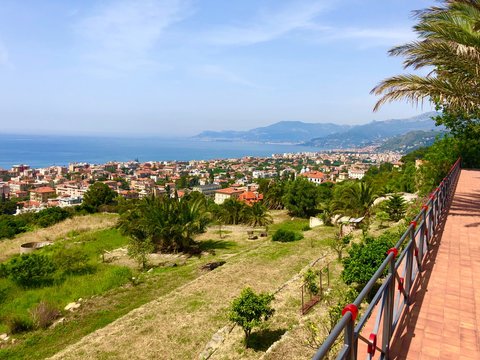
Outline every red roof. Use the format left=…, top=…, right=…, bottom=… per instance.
left=31, top=186, right=55, bottom=194
left=301, top=171, right=325, bottom=179
left=215, top=187, right=244, bottom=195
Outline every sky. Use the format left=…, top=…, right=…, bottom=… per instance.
left=0, top=0, right=437, bottom=136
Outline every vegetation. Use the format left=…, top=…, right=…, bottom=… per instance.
left=372, top=0, right=480, bottom=167
left=272, top=228, right=303, bottom=242
left=341, top=231, right=397, bottom=288
left=117, top=195, right=210, bottom=252
left=384, top=194, right=407, bottom=221
left=304, top=269, right=320, bottom=296
left=282, top=178, right=320, bottom=217
left=82, top=182, right=117, bottom=212
left=229, top=287, right=275, bottom=344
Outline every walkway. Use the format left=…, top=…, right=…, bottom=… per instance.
left=389, top=169, right=480, bottom=359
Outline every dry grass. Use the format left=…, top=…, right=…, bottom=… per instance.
left=0, top=214, right=118, bottom=262
left=49, top=222, right=336, bottom=360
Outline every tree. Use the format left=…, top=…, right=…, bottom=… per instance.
left=117, top=195, right=210, bottom=253
left=128, top=237, right=154, bottom=270
left=332, top=182, right=377, bottom=218
left=384, top=194, right=407, bottom=221
left=83, top=182, right=117, bottom=211
left=229, top=287, right=275, bottom=345
left=220, top=198, right=247, bottom=225
left=372, top=1, right=480, bottom=166
left=245, top=202, right=272, bottom=228
left=342, top=233, right=396, bottom=288
left=283, top=178, right=319, bottom=218
left=327, top=232, right=353, bottom=260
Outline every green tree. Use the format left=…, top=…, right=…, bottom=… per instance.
left=372, top=1, right=480, bottom=166
left=326, top=232, right=353, bottom=260
left=332, top=182, right=377, bottom=218
left=220, top=198, right=248, bottom=225
left=2, top=253, right=57, bottom=288
left=128, top=238, right=154, bottom=270
left=229, top=287, right=275, bottom=345
left=283, top=178, right=319, bottom=218
left=342, top=233, right=396, bottom=288
left=117, top=195, right=210, bottom=252
left=83, top=182, right=117, bottom=211
left=245, top=202, right=273, bottom=228
left=384, top=194, right=407, bottom=221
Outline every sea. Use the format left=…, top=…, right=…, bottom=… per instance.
left=0, top=134, right=321, bottom=169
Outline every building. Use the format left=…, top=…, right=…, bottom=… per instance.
left=214, top=187, right=244, bottom=205
left=192, top=183, right=221, bottom=196
left=0, top=182, right=10, bottom=199
left=300, top=171, right=325, bottom=184
left=238, top=191, right=264, bottom=205
left=30, top=186, right=56, bottom=203
left=348, top=168, right=366, bottom=180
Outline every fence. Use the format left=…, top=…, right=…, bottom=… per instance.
left=301, top=263, right=331, bottom=315
left=312, top=158, right=461, bottom=360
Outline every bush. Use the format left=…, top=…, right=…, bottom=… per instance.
left=229, top=287, right=275, bottom=344
left=4, top=253, right=57, bottom=288
left=341, top=233, right=396, bottom=288
left=302, top=225, right=312, bottom=231
left=304, top=269, right=319, bottom=296
left=33, top=207, right=71, bottom=228
left=272, top=229, right=303, bottom=242
left=30, top=301, right=62, bottom=329
left=6, top=315, right=34, bottom=334
left=52, top=247, right=93, bottom=275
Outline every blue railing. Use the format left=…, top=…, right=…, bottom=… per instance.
left=313, top=158, right=461, bottom=360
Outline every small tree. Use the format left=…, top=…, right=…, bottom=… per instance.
left=229, top=287, right=275, bottom=345
left=128, top=238, right=154, bottom=270
left=327, top=233, right=353, bottom=260
left=304, top=269, right=319, bottom=296
left=376, top=210, right=390, bottom=228
left=385, top=194, right=407, bottom=222
left=83, top=182, right=117, bottom=212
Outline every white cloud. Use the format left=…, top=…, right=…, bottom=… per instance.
left=75, top=0, right=192, bottom=72
left=197, top=65, right=258, bottom=87
left=204, top=1, right=331, bottom=46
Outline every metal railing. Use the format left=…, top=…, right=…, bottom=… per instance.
left=313, top=158, right=461, bottom=360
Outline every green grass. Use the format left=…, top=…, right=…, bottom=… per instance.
left=269, top=218, right=310, bottom=233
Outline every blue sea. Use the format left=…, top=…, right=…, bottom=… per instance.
left=0, top=134, right=320, bottom=169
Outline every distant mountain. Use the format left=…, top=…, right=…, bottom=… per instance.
left=378, top=130, right=445, bottom=152
left=305, top=112, right=442, bottom=148
left=194, top=121, right=350, bottom=144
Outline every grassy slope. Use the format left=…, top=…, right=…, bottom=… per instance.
left=49, top=222, right=336, bottom=360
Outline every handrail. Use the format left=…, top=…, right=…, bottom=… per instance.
left=313, top=158, right=461, bottom=360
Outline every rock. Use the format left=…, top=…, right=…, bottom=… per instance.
left=78, top=298, right=83, bottom=302
left=147, top=268, right=153, bottom=273
left=50, top=317, right=66, bottom=328
left=0, top=334, right=9, bottom=341
left=64, top=302, right=81, bottom=311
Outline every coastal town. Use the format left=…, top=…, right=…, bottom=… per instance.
left=0, top=149, right=402, bottom=213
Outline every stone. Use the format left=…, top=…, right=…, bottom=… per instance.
left=50, top=317, right=66, bottom=328
left=64, top=302, right=81, bottom=311
left=0, top=333, right=9, bottom=341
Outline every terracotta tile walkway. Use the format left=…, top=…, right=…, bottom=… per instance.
left=388, top=169, right=480, bottom=359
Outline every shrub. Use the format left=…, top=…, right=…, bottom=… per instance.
left=304, top=269, right=319, bottom=296
left=4, top=253, right=57, bottom=288
left=52, top=246, right=93, bottom=275
left=272, top=229, right=302, bottom=242
left=30, top=301, right=62, bottom=329
left=229, top=287, right=275, bottom=344
left=302, top=225, right=312, bottom=231
left=341, top=234, right=395, bottom=288
left=6, top=315, right=34, bottom=334
left=33, top=207, right=71, bottom=228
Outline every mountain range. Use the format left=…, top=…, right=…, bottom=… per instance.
left=194, top=112, right=443, bottom=149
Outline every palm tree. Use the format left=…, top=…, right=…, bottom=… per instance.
left=246, top=202, right=273, bottom=228
left=335, top=182, right=377, bottom=218
left=372, top=1, right=480, bottom=121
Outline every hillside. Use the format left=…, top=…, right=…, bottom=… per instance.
left=194, top=121, right=350, bottom=143
left=194, top=112, right=442, bottom=147
left=377, top=130, right=445, bottom=152
left=305, top=112, right=442, bottom=148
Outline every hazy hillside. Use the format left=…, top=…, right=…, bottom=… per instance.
left=305, top=112, right=442, bottom=148
left=194, top=121, right=350, bottom=143
left=378, top=130, right=445, bottom=152
left=195, top=112, right=442, bottom=147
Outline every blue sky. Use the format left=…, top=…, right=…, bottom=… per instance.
left=0, top=0, right=436, bottom=136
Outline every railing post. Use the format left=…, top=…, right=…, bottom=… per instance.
left=405, top=223, right=415, bottom=303
left=382, top=249, right=397, bottom=359
left=342, top=304, right=359, bottom=360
